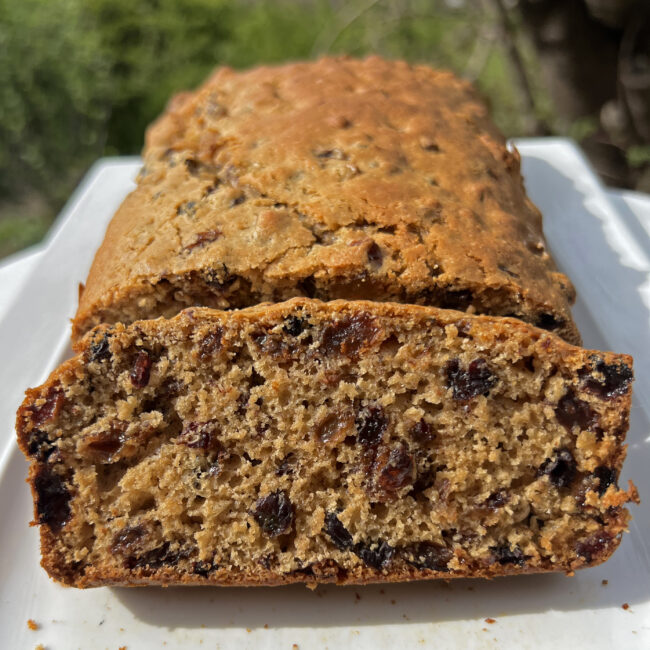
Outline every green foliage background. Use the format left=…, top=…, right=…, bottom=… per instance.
left=0, top=0, right=544, bottom=258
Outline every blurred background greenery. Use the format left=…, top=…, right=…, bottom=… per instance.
left=0, top=0, right=649, bottom=259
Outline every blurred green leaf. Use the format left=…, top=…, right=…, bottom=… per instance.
left=0, top=0, right=547, bottom=259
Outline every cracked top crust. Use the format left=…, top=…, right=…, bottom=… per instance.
left=73, top=56, right=578, bottom=343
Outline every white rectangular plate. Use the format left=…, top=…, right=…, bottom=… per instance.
left=1, top=140, right=649, bottom=649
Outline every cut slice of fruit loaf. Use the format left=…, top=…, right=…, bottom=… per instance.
left=18, top=299, right=636, bottom=587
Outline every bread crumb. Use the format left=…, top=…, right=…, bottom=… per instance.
left=119, top=646, right=127, bottom=650
left=622, top=603, right=630, bottom=610
left=355, top=592, right=361, bottom=601
left=292, top=645, right=299, bottom=650
left=35, top=645, right=45, bottom=650
left=485, top=618, right=496, bottom=624
left=602, top=579, right=608, bottom=586
left=264, top=623, right=268, bottom=629
left=391, top=599, right=396, bottom=605
left=27, top=619, right=39, bottom=631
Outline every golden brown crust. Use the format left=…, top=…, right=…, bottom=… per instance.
left=20, top=299, right=634, bottom=588
left=73, top=56, right=578, bottom=343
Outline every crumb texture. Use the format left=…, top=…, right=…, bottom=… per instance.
left=18, top=300, right=634, bottom=587
left=73, top=56, right=577, bottom=343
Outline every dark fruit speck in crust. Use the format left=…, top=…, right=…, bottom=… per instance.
left=445, top=358, right=496, bottom=401
left=538, top=448, right=576, bottom=488
left=26, top=386, right=64, bottom=428
left=130, top=350, right=152, bottom=388
left=402, top=542, right=452, bottom=571
left=34, top=467, right=71, bottom=532
left=253, top=490, right=294, bottom=537
left=354, top=540, right=395, bottom=570
left=492, top=544, right=526, bottom=566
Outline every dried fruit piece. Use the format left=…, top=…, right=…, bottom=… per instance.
left=186, top=230, right=222, bottom=251
left=83, top=422, right=127, bottom=461
left=112, top=525, right=146, bottom=554
left=199, top=328, right=223, bottom=359
left=445, top=358, right=496, bottom=401
left=130, top=350, right=152, bottom=388
left=89, top=334, right=111, bottom=362
left=492, top=544, right=526, bottom=566
left=321, top=313, right=380, bottom=358
left=375, top=445, right=415, bottom=494
left=538, top=448, right=576, bottom=488
left=323, top=512, right=354, bottom=550
left=592, top=466, right=618, bottom=496
left=402, top=542, right=452, bottom=571
left=355, top=405, right=388, bottom=448
left=253, top=490, right=294, bottom=537
left=316, top=409, right=354, bottom=444
left=192, top=561, right=216, bottom=577
left=485, top=490, right=510, bottom=509
left=555, top=390, right=596, bottom=431
left=410, top=419, right=434, bottom=444
left=353, top=540, right=395, bottom=570
left=576, top=532, right=614, bottom=563
left=34, top=467, right=71, bottom=532
left=582, top=359, right=633, bottom=400
left=27, top=387, right=64, bottom=428
left=275, top=453, right=296, bottom=476
left=27, top=430, right=53, bottom=462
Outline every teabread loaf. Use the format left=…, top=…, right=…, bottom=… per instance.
left=19, top=299, right=635, bottom=588
left=72, top=56, right=578, bottom=343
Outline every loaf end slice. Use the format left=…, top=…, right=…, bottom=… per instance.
left=72, top=56, right=578, bottom=344
left=19, top=299, right=635, bottom=587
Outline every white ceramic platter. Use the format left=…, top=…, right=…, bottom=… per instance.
left=1, top=140, right=648, bottom=649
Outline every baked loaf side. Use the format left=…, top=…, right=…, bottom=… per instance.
left=19, top=299, right=634, bottom=588
left=73, top=56, right=578, bottom=343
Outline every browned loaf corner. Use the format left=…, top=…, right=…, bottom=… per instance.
left=72, top=56, right=578, bottom=344
left=18, top=299, right=635, bottom=588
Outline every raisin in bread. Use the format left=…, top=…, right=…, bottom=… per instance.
left=72, top=56, right=578, bottom=344
left=18, top=299, right=635, bottom=588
